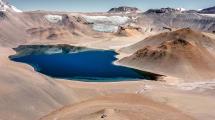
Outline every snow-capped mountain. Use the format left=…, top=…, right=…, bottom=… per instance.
left=0, top=0, right=22, bottom=12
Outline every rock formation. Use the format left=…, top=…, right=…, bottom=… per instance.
left=108, top=6, right=140, bottom=13
left=116, top=23, right=142, bottom=36
left=199, top=6, right=215, bottom=14
left=145, top=7, right=181, bottom=14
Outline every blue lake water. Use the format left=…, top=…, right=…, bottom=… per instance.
left=11, top=50, right=150, bottom=82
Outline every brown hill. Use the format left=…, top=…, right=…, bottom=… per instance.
left=0, top=11, right=98, bottom=47
left=40, top=94, right=193, bottom=120
left=119, top=28, right=215, bottom=81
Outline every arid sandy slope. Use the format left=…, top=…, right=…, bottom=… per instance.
left=1, top=2, right=215, bottom=120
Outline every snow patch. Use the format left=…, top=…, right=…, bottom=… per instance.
left=83, top=16, right=129, bottom=25
left=83, top=15, right=129, bottom=32
left=93, top=24, right=119, bottom=32
left=176, top=8, right=186, bottom=12
left=45, top=15, right=63, bottom=23
left=11, top=5, right=22, bottom=12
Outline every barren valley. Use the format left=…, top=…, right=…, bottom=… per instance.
left=0, top=1, right=215, bottom=120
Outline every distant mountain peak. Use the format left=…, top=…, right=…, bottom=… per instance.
left=199, top=6, right=215, bottom=14
left=108, top=6, right=141, bottom=13
left=145, top=7, right=181, bottom=14
left=0, top=0, right=22, bottom=12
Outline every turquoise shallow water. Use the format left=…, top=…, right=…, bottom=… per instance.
left=11, top=50, right=149, bottom=82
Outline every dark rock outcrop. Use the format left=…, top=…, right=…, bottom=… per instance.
left=108, top=6, right=140, bottom=13
left=184, top=10, right=198, bottom=13
left=145, top=8, right=180, bottom=14
left=116, top=24, right=142, bottom=36
left=0, top=11, right=6, bottom=19
left=199, top=6, right=215, bottom=14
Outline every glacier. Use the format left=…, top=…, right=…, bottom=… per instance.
left=44, top=15, right=63, bottom=23
left=83, top=15, right=129, bottom=32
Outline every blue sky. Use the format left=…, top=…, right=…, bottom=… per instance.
left=9, top=0, right=215, bottom=12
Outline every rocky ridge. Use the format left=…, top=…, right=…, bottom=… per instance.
left=108, top=6, right=140, bottom=13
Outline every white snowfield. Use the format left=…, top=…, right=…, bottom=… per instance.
left=83, top=15, right=130, bottom=32
left=201, top=14, right=215, bottom=18
left=11, top=5, right=22, bottom=12
left=83, top=16, right=129, bottom=25
left=93, top=24, right=119, bottom=32
left=44, top=15, right=63, bottom=23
